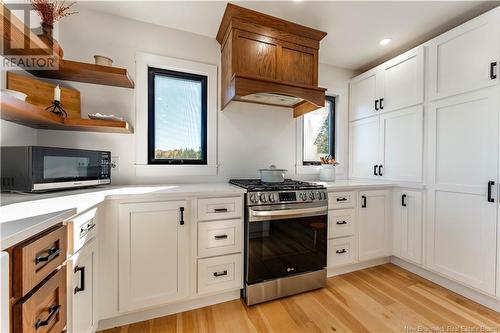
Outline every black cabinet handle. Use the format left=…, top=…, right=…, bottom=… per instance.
left=487, top=181, right=495, bottom=203
left=35, top=304, right=61, bottom=330
left=336, top=221, right=347, bottom=225
left=179, top=207, right=185, bottom=225
left=213, top=270, right=228, bottom=277
left=402, top=194, right=407, bottom=207
left=35, top=247, right=61, bottom=265
left=379, top=165, right=383, bottom=176
left=375, top=99, right=379, bottom=111
left=214, top=208, right=228, bottom=213
left=373, top=165, right=378, bottom=176
left=361, top=195, right=367, bottom=208
left=490, top=62, right=497, bottom=80
left=336, top=249, right=347, bottom=254
left=379, top=98, right=384, bottom=110
left=336, top=197, right=347, bottom=202
left=214, top=235, right=228, bottom=240
left=74, top=265, right=85, bottom=294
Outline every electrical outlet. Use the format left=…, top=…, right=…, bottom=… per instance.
left=111, top=156, right=120, bottom=174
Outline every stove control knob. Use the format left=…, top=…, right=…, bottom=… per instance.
left=249, top=193, right=258, bottom=203
left=268, top=193, right=276, bottom=202
left=317, top=191, right=323, bottom=200
left=299, top=192, right=307, bottom=201
left=260, top=193, right=267, bottom=203
left=321, top=191, right=327, bottom=200
left=309, top=192, right=315, bottom=200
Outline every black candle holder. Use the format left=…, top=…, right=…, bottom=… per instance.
left=45, top=100, right=68, bottom=117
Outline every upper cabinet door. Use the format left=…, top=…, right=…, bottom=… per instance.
left=379, top=105, right=423, bottom=182
left=349, top=116, right=380, bottom=179
left=428, top=11, right=499, bottom=101
left=118, top=201, right=189, bottom=313
left=350, top=70, right=380, bottom=121
left=379, top=47, right=424, bottom=112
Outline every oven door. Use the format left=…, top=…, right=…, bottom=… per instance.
left=245, top=203, right=328, bottom=285
left=31, top=147, right=110, bottom=190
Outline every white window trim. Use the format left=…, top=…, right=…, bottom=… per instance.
left=295, top=90, right=347, bottom=177
left=134, top=51, right=218, bottom=177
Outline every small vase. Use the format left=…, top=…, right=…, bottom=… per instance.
left=37, top=22, right=64, bottom=58
left=319, top=164, right=336, bottom=182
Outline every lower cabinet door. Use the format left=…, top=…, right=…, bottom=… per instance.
left=358, top=190, right=390, bottom=261
left=118, top=201, right=189, bottom=312
left=393, top=190, right=423, bottom=265
left=13, top=267, right=67, bottom=333
left=197, top=254, right=242, bottom=295
left=68, top=239, right=97, bottom=333
left=327, top=237, right=356, bottom=268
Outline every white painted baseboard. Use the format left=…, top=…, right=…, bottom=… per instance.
left=391, top=257, right=500, bottom=312
left=97, top=290, right=241, bottom=331
left=327, top=257, right=391, bottom=277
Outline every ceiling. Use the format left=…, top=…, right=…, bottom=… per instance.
left=79, top=1, right=500, bottom=71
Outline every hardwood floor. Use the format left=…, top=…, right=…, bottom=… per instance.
left=100, top=264, right=500, bottom=333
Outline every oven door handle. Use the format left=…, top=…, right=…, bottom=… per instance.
left=249, top=206, right=327, bottom=218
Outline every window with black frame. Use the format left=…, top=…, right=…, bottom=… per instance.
left=148, top=67, right=208, bottom=165
left=303, top=96, right=335, bottom=165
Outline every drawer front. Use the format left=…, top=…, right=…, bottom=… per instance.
left=328, top=209, right=356, bottom=239
left=328, top=191, right=356, bottom=209
left=197, top=254, right=242, bottom=295
left=68, top=208, right=97, bottom=255
left=198, top=219, right=242, bottom=257
left=197, top=197, right=242, bottom=221
left=13, top=225, right=67, bottom=298
left=13, top=267, right=67, bottom=333
left=327, top=237, right=356, bottom=268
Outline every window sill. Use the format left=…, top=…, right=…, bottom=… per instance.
left=295, top=164, right=345, bottom=176
left=135, top=164, right=218, bottom=177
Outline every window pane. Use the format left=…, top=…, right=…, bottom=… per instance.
left=303, top=99, right=332, bottom=162
left=154, top=74, right=202, bottom=160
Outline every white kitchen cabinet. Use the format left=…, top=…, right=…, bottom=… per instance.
left=349, top=116, right=380, bottom=179
left=392, top=190, right=423, bottom=265
left=426, top=88, right=498, bottom=295
left=68, top=239, right=97, bottom=333
left=118, top=200, right=189, bottom=312
left=379, top=46, right=424, bottom=113
left=428, top=10, right=499, bottom=101
left=379, top=106, right=423, bottom=182
left=358, top=190, right=391, bottom=261
left=350, top=69, right=380, bottom=121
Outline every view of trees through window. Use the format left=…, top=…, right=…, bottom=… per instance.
left=303, top=97, right=334, bottom=163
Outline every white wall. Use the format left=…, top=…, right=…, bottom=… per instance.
left=29, top=7, right=355, bottom=184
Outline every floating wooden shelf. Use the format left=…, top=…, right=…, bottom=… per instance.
left=1, top=4, right=134, bottom=88
left=1, top=94, right=132, bottom=133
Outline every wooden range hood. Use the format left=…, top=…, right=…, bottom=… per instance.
left=216, top=3, right=327, bottom=118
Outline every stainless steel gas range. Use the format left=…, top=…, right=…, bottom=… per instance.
left=229, top=179, right=328, bottom=305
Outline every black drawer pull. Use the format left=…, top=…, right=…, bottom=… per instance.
left=214, top=234, right=228, bottom=240
left=214, top=208, right=228, bottom=213
left=491, top=62, right=497, bottom=80
left=35, top=304, right=60, bottom=330
left=336, top=197, right=347, bottom=202
left=35, top=247, right=61, bottom=265
left=80, top=222, right=96, bottom=237
left=488, top=181, right=495, bottom=203
left=361, top=195, right=367, bottom=208
left=74, top=265, right=85, bottom=294
left=336, top=249, right=347, bottom=254
left=336, top=221, right=347, bottom=225
left=402, top=194, right=407, bottom=207
left=179, top=207, right=185, bottom=225
left=213, top=270, right=228, bottom=277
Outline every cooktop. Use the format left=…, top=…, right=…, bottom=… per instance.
left=229, top=179, right=325, bottom=192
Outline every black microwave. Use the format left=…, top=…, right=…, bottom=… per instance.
left=1, top=146, right=111, bottom=192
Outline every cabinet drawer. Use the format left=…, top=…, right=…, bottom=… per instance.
left=197, top=197, right=242, bottom=221
left=197, top=254, right=242, bottom=295
left=327, top=237, right=356, bottom=268
left=328, top=209, right=355, bottom=239
left=68, top=208, right=97, bottom=255
left=198, top=219, right=242, bottom=257
left=328, top=192, right=356, bottom=209
left=13, top=225, right=67, bottom=299
left=13, top=267, right=67, bottom=333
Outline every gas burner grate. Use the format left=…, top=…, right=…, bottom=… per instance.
left=229, top=179, right=324, bottom=191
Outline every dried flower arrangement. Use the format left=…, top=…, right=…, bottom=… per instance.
left=31, top=0, right=77, bottom=25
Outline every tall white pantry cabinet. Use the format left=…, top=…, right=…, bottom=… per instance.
left=349, top=7, right=500, bottom=298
